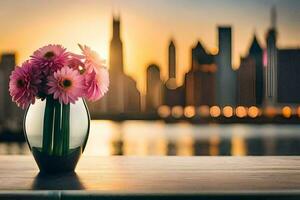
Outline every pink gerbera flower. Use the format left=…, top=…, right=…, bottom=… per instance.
left=9, top=61, right=42, bottom=109
left=84, top=68, right=109, bottom=101
left=78, top=44, right=106, bottom=74
left=31, top=44, right=70, bottom=74
left=47, top=66, right=86, bottom=104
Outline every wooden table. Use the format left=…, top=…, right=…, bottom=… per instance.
left=0, top=156, right=299, bottom=199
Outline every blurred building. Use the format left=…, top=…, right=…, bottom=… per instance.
left=185, top=41, right=217, bottom=106
left=168, top=40, right=176, bottom=79
left=146, top=64, right=163, bottom=112
left=265, top=6, right=278, bottom=106
left=237, top=35, right=264, bottom=106
left=249, top=35, right=264, bottom=105
left=0, top=54, right=23, bottom=132
left=88, top=16, right=141, bottom=116
left=277, top=49, right=300, bottom=104
left=163, top=40, right=185, bottom=107
left=216, top=27, right=236, bottom=107
left=237, top=56, right=256, bottom=106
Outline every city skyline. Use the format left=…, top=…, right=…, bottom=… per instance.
left=0, top=0, right=300, bottom=94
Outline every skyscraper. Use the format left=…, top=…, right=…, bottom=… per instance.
left=277, top=49, right=300, bottom=103
left=237, top=56, right=256, bottom=106
left=216, top=26, right=236, bottom=107
left=88, top=16, right=141, bottom=117
left=237, top=34, right=263, bottom=106
left=249, top=35, right=264, bottom=105
left=0, top=54, right=23, bottom=131
left=146, top=64, right=163, bottom=112
left=185, top=41, right=216, bottom=106
left=163, top=40, right=185, bottom=107
left=168, top=40, right=176, bottom=79
left=265, top=6, right=278, bottom=106
left=107, top=16, right=125, bottom=112
left=108, top=16, right=140, bottom=113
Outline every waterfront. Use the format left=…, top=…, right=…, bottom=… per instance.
left=1, top=120, right=300, bottom=156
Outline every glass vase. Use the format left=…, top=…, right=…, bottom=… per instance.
left=23, top=97, right=90, bottom=174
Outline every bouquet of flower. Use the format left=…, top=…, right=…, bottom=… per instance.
left=9, top=44, right=109, bottom=156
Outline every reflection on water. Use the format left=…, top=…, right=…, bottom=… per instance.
left=1, top=120, right=300, bottom=156
left=84, top=120, right=300, bottom=156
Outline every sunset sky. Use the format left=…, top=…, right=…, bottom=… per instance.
left=0, top=0, right=299, bottom=94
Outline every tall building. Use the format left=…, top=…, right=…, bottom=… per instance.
left=0, top=54, right=23, bottom=131
left=237, top=56, right=256, bottom=106
left=249, top=35, right=264, bottom=105
left=216, top=27, right=236, bottom=106
left=0, top=66, right=4, bottom=123
left=237, top=35, right=264, bottom=106
left=168, top=40, right=176, bottom=79
left=185, top=41, right=217, bottom=106
left=88, top=16, right=140, bottom=117
left=163, top=40, right=185, bottom=107
left=265, top=6, right=278, bottom=106
left=146, top=64, right=163, bottom=112
left=277, top=49, right=300, bottom=103
left=106, top=16, right=125, bottom=112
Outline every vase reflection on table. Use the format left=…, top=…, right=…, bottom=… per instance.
left=8, top=44, right=109, bottom=174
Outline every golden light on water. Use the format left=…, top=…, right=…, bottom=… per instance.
left=209, top=135, right=220, bottom=156
left=231, top=135, right=247, bottom=156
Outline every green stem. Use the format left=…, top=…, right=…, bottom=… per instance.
left=62, top=103, right=70, bottom=155
left=53, top=101, right=62, bottom=156
left=42, top=97, right=54, bottom=154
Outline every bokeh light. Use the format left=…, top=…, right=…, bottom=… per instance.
left=157, top=105, right=170, bottom=118
left=248, top=106, right=259, bottom=118
left=210, top=106, right=221, bottom=118
left=236, top=106, right=247, bottom=118
left=171, top=106, right=184, bottom=118
left=184, top=106, right=196, bottom=118
left=197, top=105, right=210, bottom=117
left=282, top=106, right=292, bottom=118
left=222, top=106, right=233, bottom=118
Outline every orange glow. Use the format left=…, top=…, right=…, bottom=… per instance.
left=297, top=107, right=300, bottom=117
left=235, top=106, right=247, bottom=118
left=209, top=135, right=220, bottom=156
left=222, top=106, right=233, bottom=118
left=176, top=134, right=194, bottom=156
left=157, top=105, right=171, bottom=118
left=264, top=106, right=277, bottom=118
left=184, top=106, right=196, bottom=118
left=210, top=106, right=221, bottom=118
left=231, top=135, right=247, bottom=156
left=197, top=105, right=210, bottom=117
left=282, top=106, right=292, bottom=118
left=171, top=106, right=183, bottom=118
left=248, top=106, right=260, bottom=118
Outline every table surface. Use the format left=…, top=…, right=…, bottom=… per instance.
left=0, top=156, right=300, bottom=199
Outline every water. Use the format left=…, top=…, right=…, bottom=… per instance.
left=1, top=120, right=300, bottom=156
